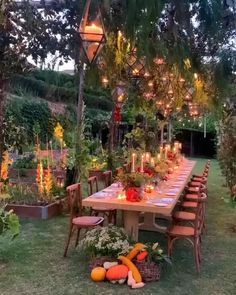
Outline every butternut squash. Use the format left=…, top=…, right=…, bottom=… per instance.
left=118, top=256, right=142, bottom=283
left=126, top=243, right=146, bottom=260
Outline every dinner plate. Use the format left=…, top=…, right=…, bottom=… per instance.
left=153, top=203, right=168, bottom=207
left=165, top=192, right=176, bottom=196
left=161, top=197, right=174, bottom=203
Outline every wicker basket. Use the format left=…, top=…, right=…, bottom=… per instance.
left=89, top=256, right=117, bottom=272
left=134, top=261, right=161, bottom=282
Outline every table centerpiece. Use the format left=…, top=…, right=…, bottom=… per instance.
left=116, top=171, right=151, bottom=202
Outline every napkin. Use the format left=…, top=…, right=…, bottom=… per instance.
left=92, top=191, right=111, bottom=199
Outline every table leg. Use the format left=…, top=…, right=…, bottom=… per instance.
left=139, top=213, right=170, bottom=233
left=123, top=211, right=140, bottom=241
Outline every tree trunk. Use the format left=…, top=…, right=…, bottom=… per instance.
left=108, top=106, right=115, bottom=170
left=168, top=120, right=172, bottom=142
left=0, top=79, right=7, bottom=178
left=73, top=50, right=85, bottom=183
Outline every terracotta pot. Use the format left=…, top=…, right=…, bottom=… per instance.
left=125, top=187, right=142, bottom=202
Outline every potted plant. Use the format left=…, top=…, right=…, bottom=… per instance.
left=116, top=171, right=151, bottom=202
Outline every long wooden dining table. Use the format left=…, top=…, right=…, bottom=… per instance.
left=83, top=159, right=196, bottom=241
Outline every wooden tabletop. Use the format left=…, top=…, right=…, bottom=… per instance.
left=82, top=160, right=196, bottom=216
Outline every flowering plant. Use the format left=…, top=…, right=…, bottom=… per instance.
left=154, top=161, right=168, bottom=179
left=116, top=171, right=151, bottom=189
left=137, top=163, right=156, bottom=177
left=79, top=225, right=131, bottom=258
left=146, top=242, right=171, bottom=264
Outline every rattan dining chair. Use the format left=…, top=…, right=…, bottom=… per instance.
left=63, top=183, right=104, bottom=257
left=167, top=193, right=207, bottom=273
left=88, top=176, right=116, bottom=224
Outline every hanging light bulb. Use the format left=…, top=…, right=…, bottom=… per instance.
left=101, top=76, right=109, bottom=87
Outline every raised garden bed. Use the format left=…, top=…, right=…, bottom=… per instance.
left=6, top=201, right=63, bottom=220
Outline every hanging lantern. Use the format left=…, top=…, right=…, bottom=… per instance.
left=126, top=48, right=145, bottom=81
left=112, top=81, right=127, bottom=107
left=153, top=57, right=165, bottom=65
left=78, top=0, right=106, bottom=64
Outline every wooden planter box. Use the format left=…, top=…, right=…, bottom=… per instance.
left=6, top=201, right=62, bottom=220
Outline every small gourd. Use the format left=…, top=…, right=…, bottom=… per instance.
left=103, top=261, right=118, bottom=270
left=91, top=267, right=106, bottom=282
left=137, top=251, right=149, bottom=261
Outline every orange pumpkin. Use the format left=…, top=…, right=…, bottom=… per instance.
left=106, top=264, right=129, bottom=282
left=91, top=267, right=106, bottom=282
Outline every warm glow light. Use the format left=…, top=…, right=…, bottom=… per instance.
left=145, top=184, right=154, bottom=193
left=194, top=73, right=198, bottom=79
left=86, top=42, right=100, bottom=62
left=132, top=68, right=139, bottom=76
left=154, top=58, right=165, bottom=65
left=84, top=23, right=103, bottom=42
left=150, top=157, right=155, bottom=167
left=117, top=193, right=126, bottom=200
left=102, top=76, right=109, bottom=87
left=148, top=81, right=154, bottom=87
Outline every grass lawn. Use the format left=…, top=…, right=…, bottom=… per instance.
left=0, top=159, right=236, bottom=295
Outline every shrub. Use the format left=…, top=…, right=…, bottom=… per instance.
left=79, top=225, right=131, bottom=258
left=0, top=206, right=20, bottom=238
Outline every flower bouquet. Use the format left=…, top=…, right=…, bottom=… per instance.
left=116, top=171, right=151, bottom=202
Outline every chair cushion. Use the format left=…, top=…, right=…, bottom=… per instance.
left=185, top=194, right=199, bottom=200
left=192, top=177, right=203, bottom=181
left=188, top=187, right=199, bottom=193
left=72, top=216, right=103, bottom=226
left=173, top=211, right=196, bottom=220
left=168, top=225, right=195, bottom=236
left=182, top=201, right=198, bottom=208
left=190, top=181, right=201, bottom=187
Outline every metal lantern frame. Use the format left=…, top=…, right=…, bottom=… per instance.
left=126, top=48, right=146, bottom=82
left=78, top=0, right=106, bottom=64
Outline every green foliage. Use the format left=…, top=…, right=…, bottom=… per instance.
left=5, top=184, right=38, bottom=205
left=13, top=154, right=37, bottom=169
left=125, top=127, right=156, bottom=152
left=145, top=242, right=171, bottom=265
left=116, top=171, right=151, bottom=189
left=218, top=112, right=236, bottom=199
left=174, top=115, right=217, bottom=133
left=0, top=206, right=20, bottom=238
left=6, top=98, right=54, bottom=145
left=11, top=73, right=113, bottom=111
